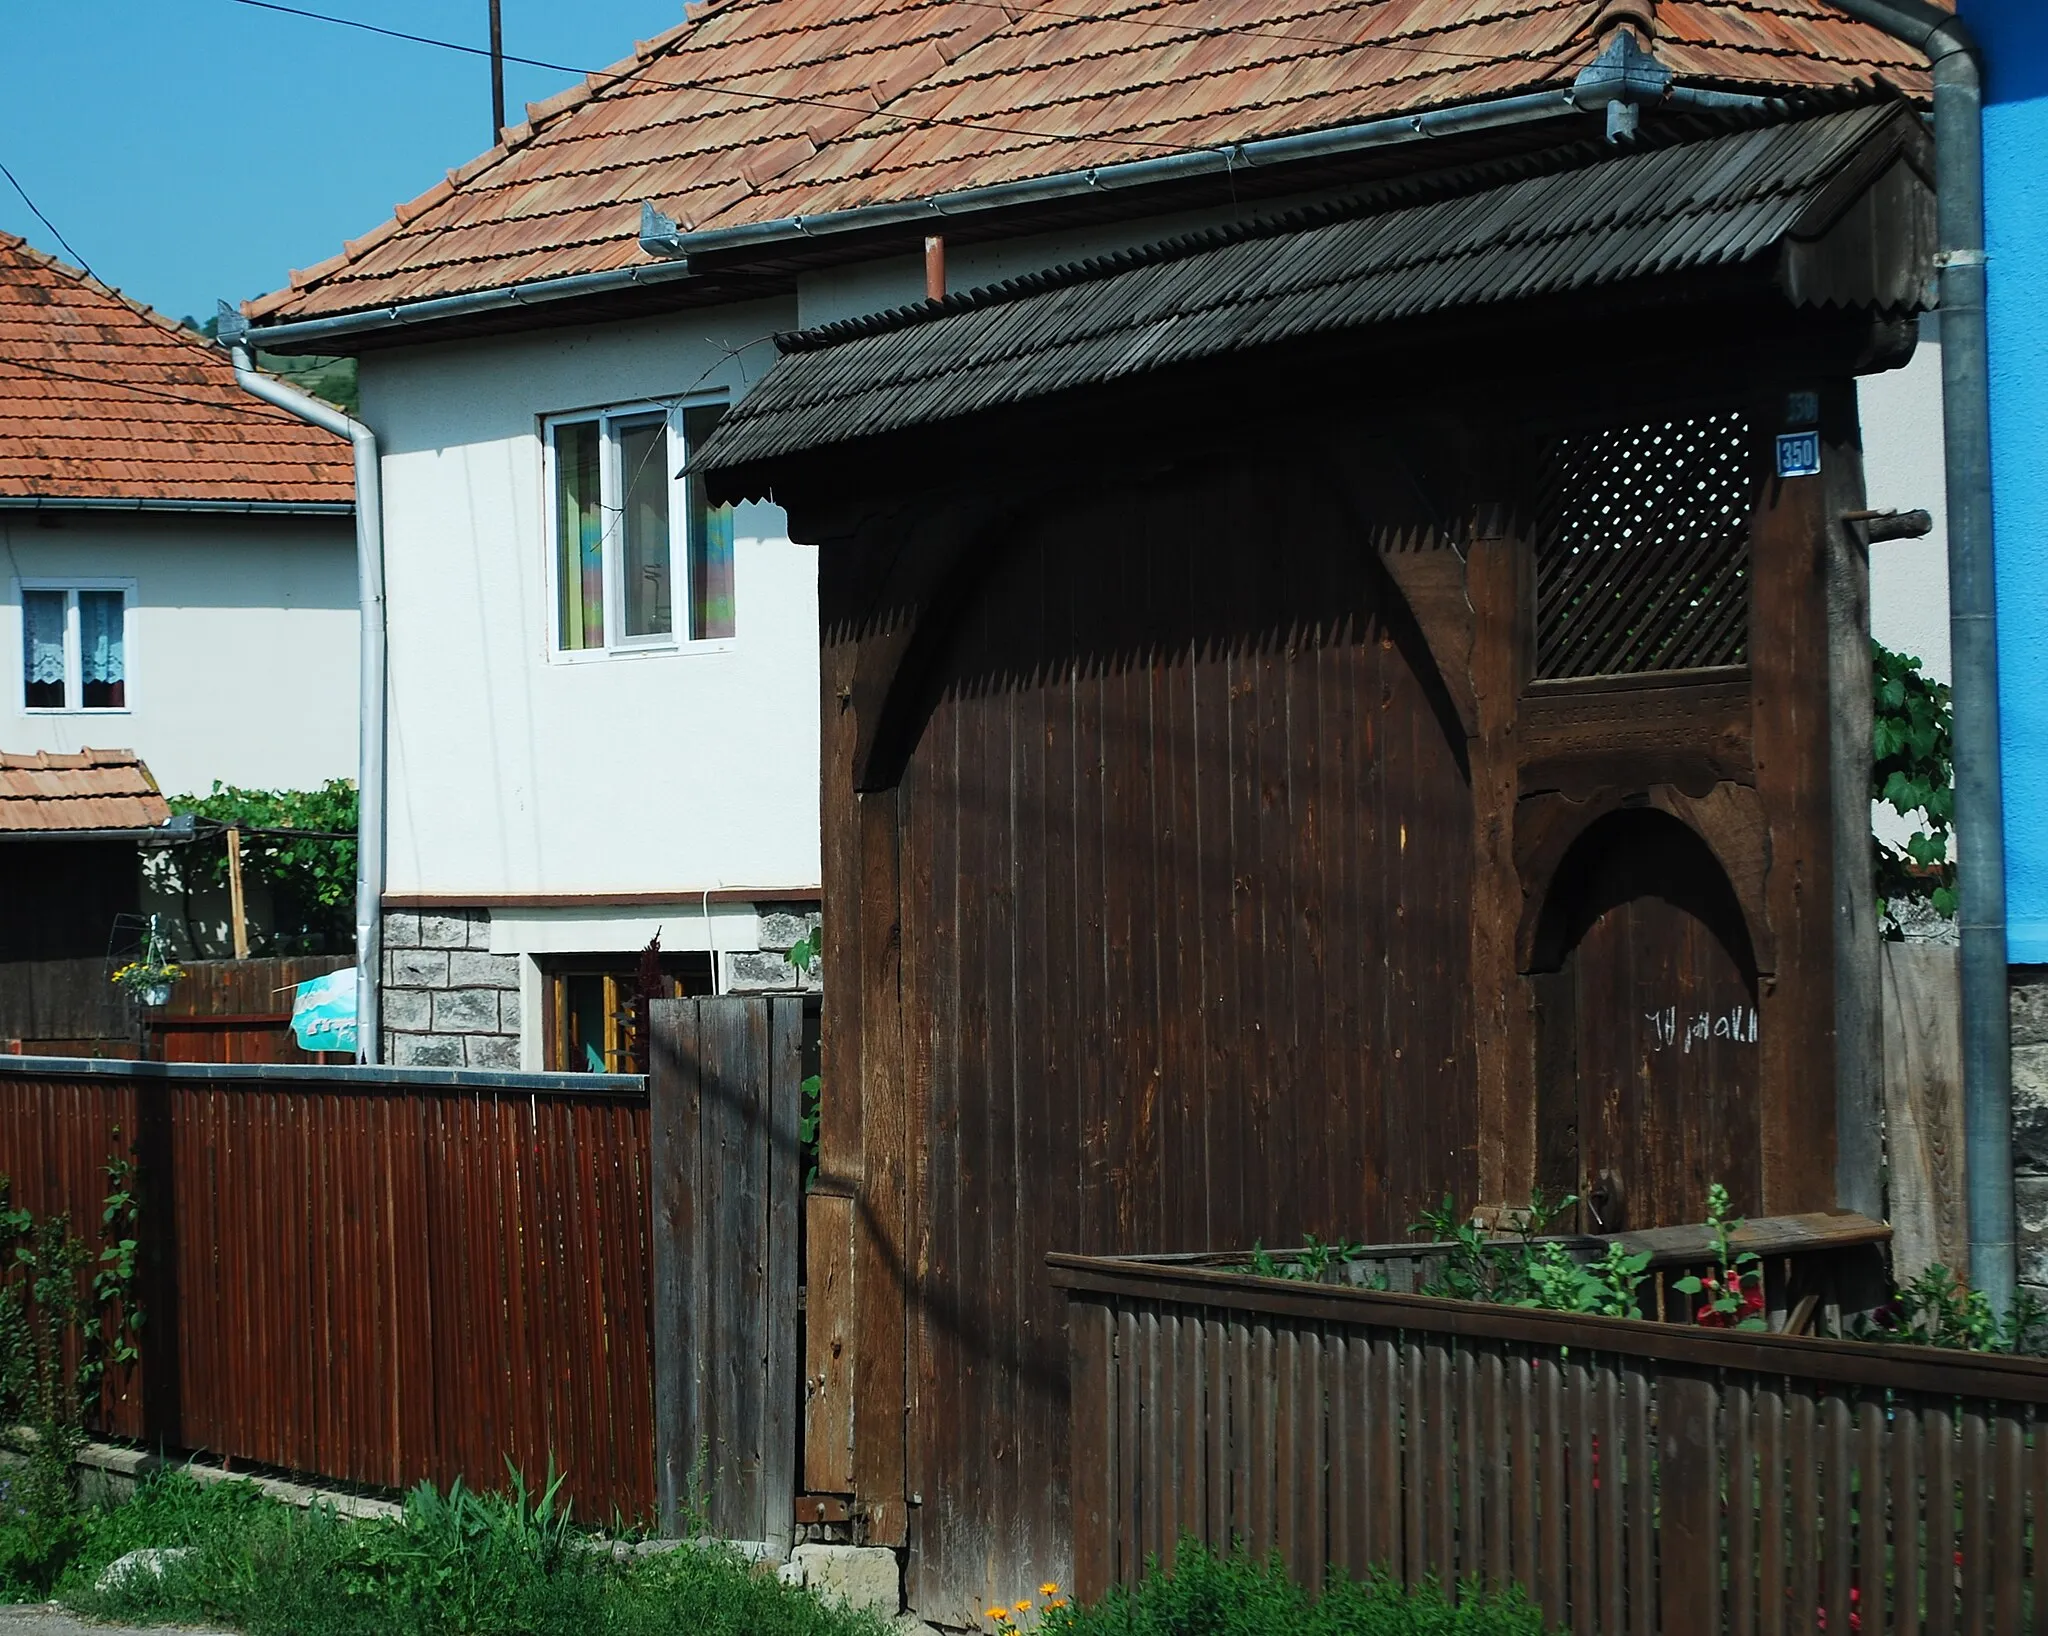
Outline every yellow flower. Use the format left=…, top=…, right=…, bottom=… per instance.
left=1041, top=1583, right=1061, bottom=1598
left=1014, top=1599, right=1033, bottom=1612
left=986, top=1609, right=1009, bottom=1623
left=1048, top=1599, right=1068, bottom=1610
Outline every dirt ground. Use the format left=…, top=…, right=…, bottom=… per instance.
left=0, top=1607, right=232, bottom=1636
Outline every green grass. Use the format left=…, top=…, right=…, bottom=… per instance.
left=1041, top=1546, right=1555, bottom=1636
left=1, top=1468, right=890, bottom=1636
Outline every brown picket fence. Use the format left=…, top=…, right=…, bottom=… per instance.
left=0, top=1057, right=655, bottom=1520
left=1054, top=1253, right=2048, bottom=1636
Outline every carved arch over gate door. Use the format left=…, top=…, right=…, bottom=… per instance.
left=1528, top=806, right=1764, bottom=1234
left=1515, top=780, right=1776, bottom=976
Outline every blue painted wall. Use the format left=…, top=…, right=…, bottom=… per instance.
left=1960, top=2, right=2048, bottom=960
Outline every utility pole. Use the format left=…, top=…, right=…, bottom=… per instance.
left=489, top=0, right=506, bottom=143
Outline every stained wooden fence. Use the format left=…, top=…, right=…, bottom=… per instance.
left=148, top=956, right=354, bottom=1064
left=648, top=996, right=803, bottom=1553
left=0, top=956, right=352, bottom=1063
left=0, top=1056, right=655, bottom=1520
left=1055, top=1253, right=2048, bottom=1636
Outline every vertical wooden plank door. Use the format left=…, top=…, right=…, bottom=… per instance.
left=649, top=995, right=803, bottom=1551
left=1540, top=811, right=1763, bottom=1230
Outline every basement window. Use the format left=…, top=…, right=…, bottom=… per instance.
left=541, top=952, right=715, bottom=1074
left=545, top=399, right=734, bottom=655
left=19, top=582, right=131, bottom=711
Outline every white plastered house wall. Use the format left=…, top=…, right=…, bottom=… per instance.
left=0, top=509, right=358, bottom=794
left=1858, top=313, right=1955, bottom=883
left=356, top=299, right=825, bottom=1069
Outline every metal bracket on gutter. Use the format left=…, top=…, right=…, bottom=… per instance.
left=1572, top=31, right=1674, bottom=139
left=1568, top=33, right=1774, bottom=141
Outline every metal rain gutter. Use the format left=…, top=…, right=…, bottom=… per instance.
left=244, top=60, right=1769, bottom=353
left=1826, top=0, right=2011, bottom=1306
left=0, top=495, right=353, bottom=516
left=0, top=815, right=197, bottom=847
left=243, top=259, right=701, bottom=353
left=641, top=52, right=1771, bottom=263
left=221, top=319, right=388, bottom=1067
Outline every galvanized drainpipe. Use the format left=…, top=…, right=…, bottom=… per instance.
left=225, top=333, right=388, bottom=1066
left=1829, top=0, right=2011, bottom=1305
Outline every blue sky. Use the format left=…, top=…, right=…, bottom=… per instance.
left=0, top=0, right=679, bottom=323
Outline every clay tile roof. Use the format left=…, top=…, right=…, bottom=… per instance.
left=0, top=749, right=172, bottom=833
left=0, top=235, right=353, bottom=507
left=250, top=0, right=1937, bottom=327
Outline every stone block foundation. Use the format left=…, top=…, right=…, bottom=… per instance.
left=381, top=909, right=520, bottom=1068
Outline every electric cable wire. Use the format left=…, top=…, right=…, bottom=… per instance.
left=0, top=160, right=99, bottom=282
left=225, top=0, right=1580, bottom=170
left=229, top=0, right=1193, bottom=154
left=0, top=354, right=313, bottom=426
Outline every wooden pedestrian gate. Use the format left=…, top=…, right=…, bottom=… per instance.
left=648, top=996, right=803, bottom=1553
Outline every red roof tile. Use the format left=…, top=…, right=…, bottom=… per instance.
left=252, top=0, right=1936, bottom=326
left=0, top=235, right=353, bottom=507
left=0, top=749, right=171, bottom=833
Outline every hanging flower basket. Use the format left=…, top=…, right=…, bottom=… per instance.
left=112, top=960, right=182, bottom=1008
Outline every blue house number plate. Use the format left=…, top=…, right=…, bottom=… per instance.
left=1776, top=431, right=1821, bottom=478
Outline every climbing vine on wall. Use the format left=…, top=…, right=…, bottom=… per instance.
left=1872, top=640, right=1957, bottom=939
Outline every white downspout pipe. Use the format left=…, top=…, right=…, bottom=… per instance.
left=224, top=325, right=386, bottom=1065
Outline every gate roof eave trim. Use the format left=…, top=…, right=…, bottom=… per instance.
left=695, top=102, right=1932, bottom=488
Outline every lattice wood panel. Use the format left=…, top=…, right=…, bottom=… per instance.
left=1536, top=411, right=1756, bottom=679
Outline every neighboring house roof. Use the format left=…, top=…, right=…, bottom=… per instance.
left=0, top=750, right=172, bottom=834
left=700, top=101, right=1935, bottom=476
left=0, top=234, right=353, bottom=511
left=249, top=0, right=1933, bottom=329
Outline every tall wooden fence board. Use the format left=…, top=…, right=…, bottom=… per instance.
left=1056, top=1254, right=2048, bottom=1636
left=0, top=1058, right=653, bottom=1519
left=1881, top=941, right=1966, bottom=1283
left=649, top=996, right=802, bottom=1550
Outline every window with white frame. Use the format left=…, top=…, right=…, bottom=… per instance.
left=18, top=583, right=131, bottom=711
left=546, top=399, right=734, bottom=654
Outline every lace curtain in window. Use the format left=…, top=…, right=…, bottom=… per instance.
left=79, top=591, right=124, bottom=685
left=22, top=591, right=65, bottom=688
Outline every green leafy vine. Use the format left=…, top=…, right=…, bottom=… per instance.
left=1873, top=640, right=1956, bottom=938
left=163, top=781, right=358, bottom=954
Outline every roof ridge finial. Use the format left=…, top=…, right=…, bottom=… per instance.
left=1591, top=0, right=1658, bottom=47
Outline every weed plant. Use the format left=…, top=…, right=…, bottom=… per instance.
left=22, top=1469, right=888, bottom=1636
left=0, top=1159, right=143, bottom=1596
left=1037, top=1545, right=1553, bottom=1636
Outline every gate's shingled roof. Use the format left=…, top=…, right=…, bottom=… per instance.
left=0, top=234, right=353, bottom=509
left=249, top=0, right=1936, bottom=325
left=0, top=750, right=171, bottom=834
left=694, top=102, right=1931, bottom=475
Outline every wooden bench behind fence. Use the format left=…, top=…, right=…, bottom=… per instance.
left=1054, top=1254, right=2048, bottom=1636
